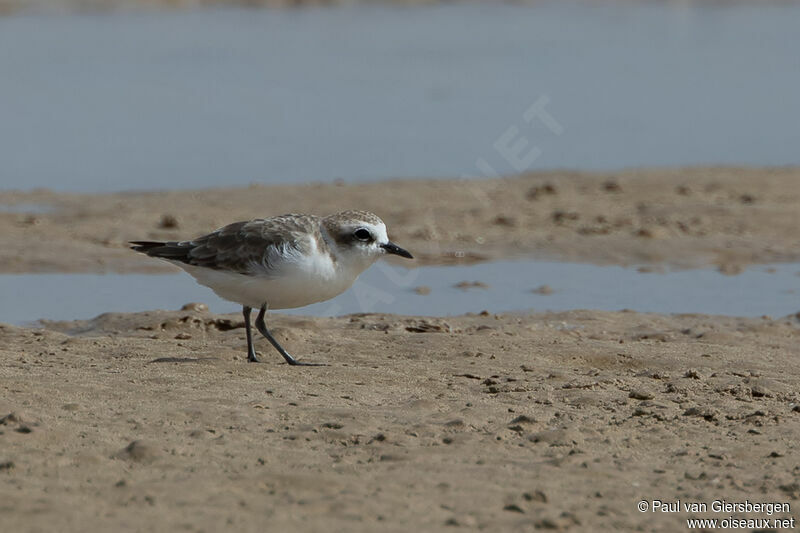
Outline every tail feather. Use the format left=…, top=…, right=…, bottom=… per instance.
left=130, top=240, right=193, bottom=262
left=130, top=241, right=165, bottom=253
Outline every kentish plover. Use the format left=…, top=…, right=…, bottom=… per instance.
left=131, top=210, right=413, bottom=366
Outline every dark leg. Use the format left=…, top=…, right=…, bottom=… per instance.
left=255, top=304, right=325, bottom=366
left=243, top=306, right=260, bottom=363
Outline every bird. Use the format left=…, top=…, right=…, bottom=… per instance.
left=130, top=210, right=413, bottom=366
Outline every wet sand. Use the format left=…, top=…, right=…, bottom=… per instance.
left=1, top=307, right=799, bottom=531
left=1, top=167, right=799, bottom=273
left=1, top=167, right=799, bottom=531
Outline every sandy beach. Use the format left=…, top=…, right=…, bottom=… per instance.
left=1, top=305, right=799, bottom=532
left=1, top=167, right=799, bottom=531
left=2, top=167, right=799, bottom=274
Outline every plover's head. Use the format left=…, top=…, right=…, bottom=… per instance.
left=322, top=210, right=413, bottom=269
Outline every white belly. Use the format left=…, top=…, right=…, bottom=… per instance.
left=178, top=263, right=358, bottom=310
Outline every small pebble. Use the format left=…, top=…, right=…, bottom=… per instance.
left=454, top=281, right=489, bottom=290
left=523, top=490, right=548, bottom=503
left=629, top=390, right=654, bottom=400
left=503, top=504, right=525, bottom=514
left=683, top=407, right=717, bottom=421
left=181, top=303, right=208, bottom=312
left=531, top=285, right=554, bottom=295
left=493, top=215, right=517, bottom=227
left=114, top=440, right=159, bottom=463
left=0, top=413, right=22, bottom=425
left=158, top=214, right=179, bottom=229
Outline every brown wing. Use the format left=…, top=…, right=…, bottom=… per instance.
left=131, top=215, right=319, bottom=275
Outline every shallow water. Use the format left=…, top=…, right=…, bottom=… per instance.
left=1, top=260, right=798, bottom=326
left=1, top=1, right=799, bottom=192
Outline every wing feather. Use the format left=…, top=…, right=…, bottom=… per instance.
left=130, top=215, right=320, bottom=276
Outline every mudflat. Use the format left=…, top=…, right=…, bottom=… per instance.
left=1, top=307, right=799, bottom=532
left=1, top=167, right=798, bottom=273
left=1, top=167, right=799, bottom=531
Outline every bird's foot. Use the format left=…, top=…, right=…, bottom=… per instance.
left=282, top=353, right=326, bottom=366
left=285, top=358, right=327, bottom=367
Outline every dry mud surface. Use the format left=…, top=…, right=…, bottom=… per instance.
left=1, top=167, right=799, bottom=274
left=1, top=307, right=799, bottom=532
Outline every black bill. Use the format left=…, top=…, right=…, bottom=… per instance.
left=381, top=242, right=413, bottom=259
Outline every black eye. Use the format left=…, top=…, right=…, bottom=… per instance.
left=353, top=228, right=372, bottom=241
